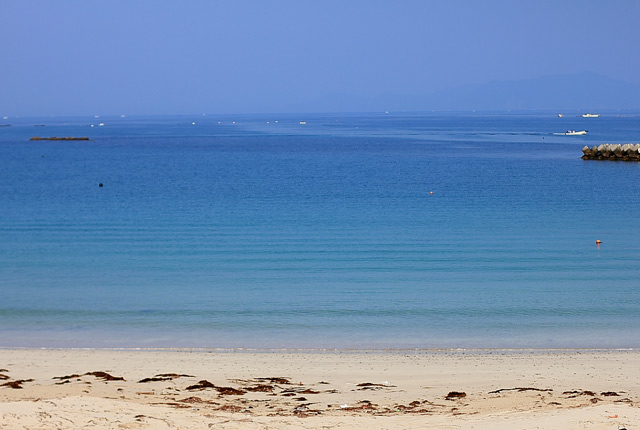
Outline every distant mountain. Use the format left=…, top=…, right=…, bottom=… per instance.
left=292, top=73, right=640, bottom=113
left=419, top=72, right=640, bottom=111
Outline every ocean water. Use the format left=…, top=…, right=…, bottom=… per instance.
left=1, top=112, right=639, bottom=349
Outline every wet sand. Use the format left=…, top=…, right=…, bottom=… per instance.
left=1, top=348, right=638, bottom=429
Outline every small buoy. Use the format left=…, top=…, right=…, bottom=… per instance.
left=429, top=191, right=433, bottom=195
left=99, top=183, right=103, bottom=187
left=596, top=239, right=601, bottom=245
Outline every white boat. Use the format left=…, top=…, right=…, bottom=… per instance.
left=557, top=113, right=564, bottom=118
left=581, top=113, right=600, bottom=118
left=561, top=130, right=588, bottom=136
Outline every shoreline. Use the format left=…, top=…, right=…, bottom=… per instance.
left=1, top=348, right=638, bottom=429
left=2, top=345, right=639, bottom=353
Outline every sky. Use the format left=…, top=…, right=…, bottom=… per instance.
left=1, top=0, right=640, bottom=116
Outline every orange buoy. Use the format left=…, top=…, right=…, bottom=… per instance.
left=429, top=191, right=433, bottom=195
left=596, top=240, right=602, bottom=245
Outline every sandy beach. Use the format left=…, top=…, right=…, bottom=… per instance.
left=0, top=348, right=638, bottom=429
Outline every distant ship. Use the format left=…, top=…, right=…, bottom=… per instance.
left=581, top=113, right=600, bottom=118
left=554, top=130, right=588, bottom=136
left=557, top=113, right=564, bottom=117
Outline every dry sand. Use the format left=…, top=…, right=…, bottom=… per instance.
left=0, top=348, right=638, bottom=429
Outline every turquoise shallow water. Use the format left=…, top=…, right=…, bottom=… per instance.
left=1, top=113, right=639, bottom=348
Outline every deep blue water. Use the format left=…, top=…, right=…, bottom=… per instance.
left=1, top=112, right=639, bottom=348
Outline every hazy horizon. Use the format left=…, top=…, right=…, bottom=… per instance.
left=2, top=0, right=640, bottom=116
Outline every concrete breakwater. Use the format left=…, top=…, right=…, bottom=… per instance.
left=30, top=136, right=90, bottom=141
left=582, top=143, right=640, bottom=161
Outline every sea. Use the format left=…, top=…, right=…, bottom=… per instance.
left=1, top=112, right=639, bottom=350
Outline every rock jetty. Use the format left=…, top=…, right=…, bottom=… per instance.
left=30, top=136, right=90, bottom=141
left=582, top=143, right=640, bottom=161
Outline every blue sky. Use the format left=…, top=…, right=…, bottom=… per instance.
left=1, top=0, right=639, bottom=116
